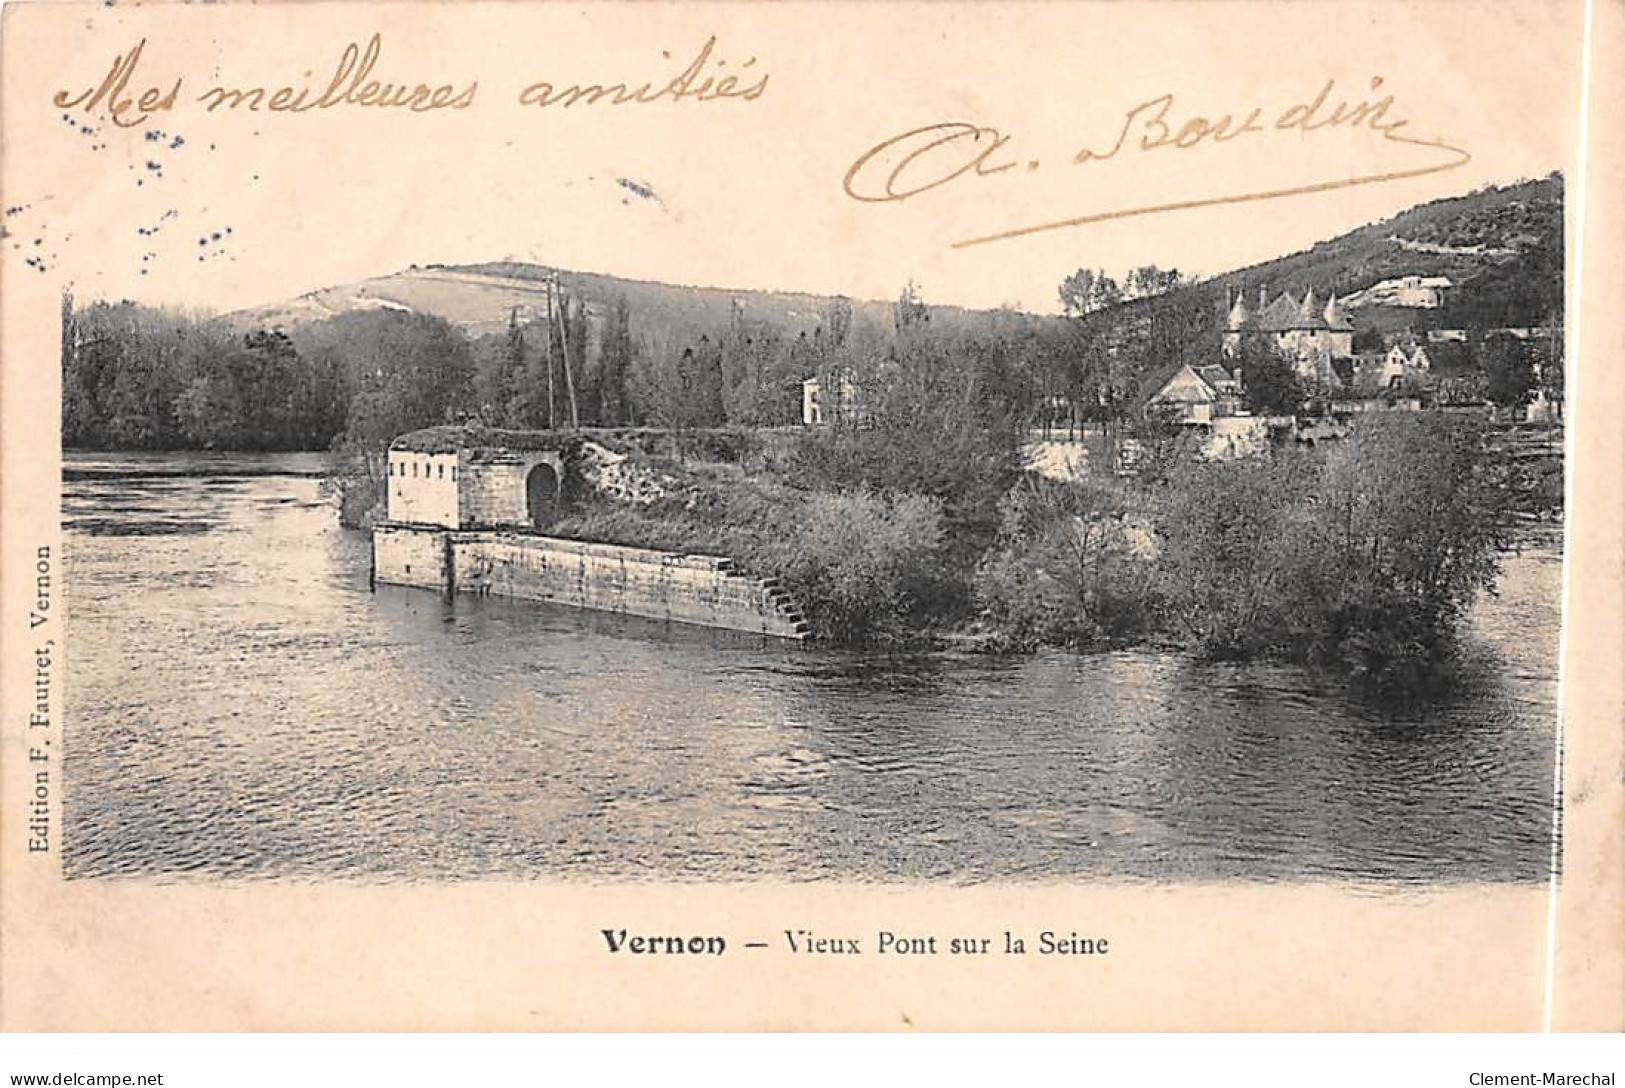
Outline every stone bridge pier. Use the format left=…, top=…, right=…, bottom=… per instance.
left=375, top=426, right=810, bottom=640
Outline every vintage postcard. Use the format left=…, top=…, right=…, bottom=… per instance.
left=1, top=0, right=1620, bottom=1032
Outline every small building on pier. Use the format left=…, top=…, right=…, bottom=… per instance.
left=386, top=426, right=568, bottom=531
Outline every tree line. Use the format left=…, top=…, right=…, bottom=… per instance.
left=60, top=254, right=1561, bottom=464
left=60, top=277, right=1196, bottom=456
left=60, top=291, right=817, bottom=452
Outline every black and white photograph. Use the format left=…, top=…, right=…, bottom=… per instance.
left=2, top=0, right=1620, bottom=1049
left=57, top=180, right=1566, bottom=886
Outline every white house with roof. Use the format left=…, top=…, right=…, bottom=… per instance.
left=1346, top=343, right=1430, bottom=393
left=1137, top=362, right=1244, bottom=425
left=1344, top=275, right=1453, bottom=309
left=1382, top=342, right=1431, bottom=381
left=801, top=374, right=859, bottom=426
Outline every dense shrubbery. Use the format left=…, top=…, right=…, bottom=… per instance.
left=548, top=469, right=946, bottom=646
left=964, top=414, right=1510, bottom=693
left=556, top=387, right=1508, bottom=692
left=1154, top=414, right=1507, bottom=690
left=779, top=492, right=946, bottom=645
left=1150, top=451, right=1319, bottom=659
left=973, top=479, right=1154, bottom=650
left=786, top=322, right=1027, bottom=575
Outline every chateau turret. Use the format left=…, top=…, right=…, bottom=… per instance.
left=1219, top=286, right=1356, bottom=378
left=1226, top=290, right=1251, bottom=330
left=1322, top=293, right=1353, bottom=331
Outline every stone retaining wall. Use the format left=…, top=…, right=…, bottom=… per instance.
left=373, top=524, right=808, bottom=640
left=373, top=523, right=451, bottom=590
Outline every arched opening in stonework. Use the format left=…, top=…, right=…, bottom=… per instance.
left=525, top=463, right=560, bottom=528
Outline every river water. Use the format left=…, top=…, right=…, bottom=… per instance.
left=61, top=452, right=1563, bottom=885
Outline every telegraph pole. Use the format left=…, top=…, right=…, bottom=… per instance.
left=543, top=276, right=557, bottom=429
left=554, top=272, right=581, bottom=429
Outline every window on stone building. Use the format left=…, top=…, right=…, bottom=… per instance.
left=438, top=464, right=444, bottom=479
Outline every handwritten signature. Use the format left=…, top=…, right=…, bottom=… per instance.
left=841, top=78, right=1472, bottom=249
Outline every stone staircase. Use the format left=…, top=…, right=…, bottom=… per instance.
left=754, top=575, right=811, bottom=640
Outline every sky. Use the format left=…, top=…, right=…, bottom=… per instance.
left=2, top=1, right=1582, bottom=317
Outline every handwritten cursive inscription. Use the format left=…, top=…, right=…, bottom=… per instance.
left=842, top=123, right=1017, bottom=203
left=52, top=39, right=181, bottom=129
left=841, top=77, right=1473, bottom=248
left=51, top=33, right=766, bottom=128
left=53, top=34, right=479, bottom=126
left=518, top=36, right=767, bottom=108
left=195, top=34, right=477, bottom=114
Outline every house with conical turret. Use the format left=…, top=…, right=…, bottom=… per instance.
left=1222, top=286, right=1355, bottom=387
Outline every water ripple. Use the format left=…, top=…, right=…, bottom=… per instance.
left=60, top=454, right=1560, bottom=885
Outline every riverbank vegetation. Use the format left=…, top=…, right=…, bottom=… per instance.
left=63, top=288, right=1539, bottom=696
left=537, top=406, right=1514, bottom=695
left=1154, top=415, right=1508, bottom=691
left=59, top=175, right=1564, bottom=695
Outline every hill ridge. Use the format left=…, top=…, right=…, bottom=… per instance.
left=227, top=172, right=1562, bottom=344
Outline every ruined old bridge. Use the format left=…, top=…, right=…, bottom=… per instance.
left=371, top=426, right=809, bottom=640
